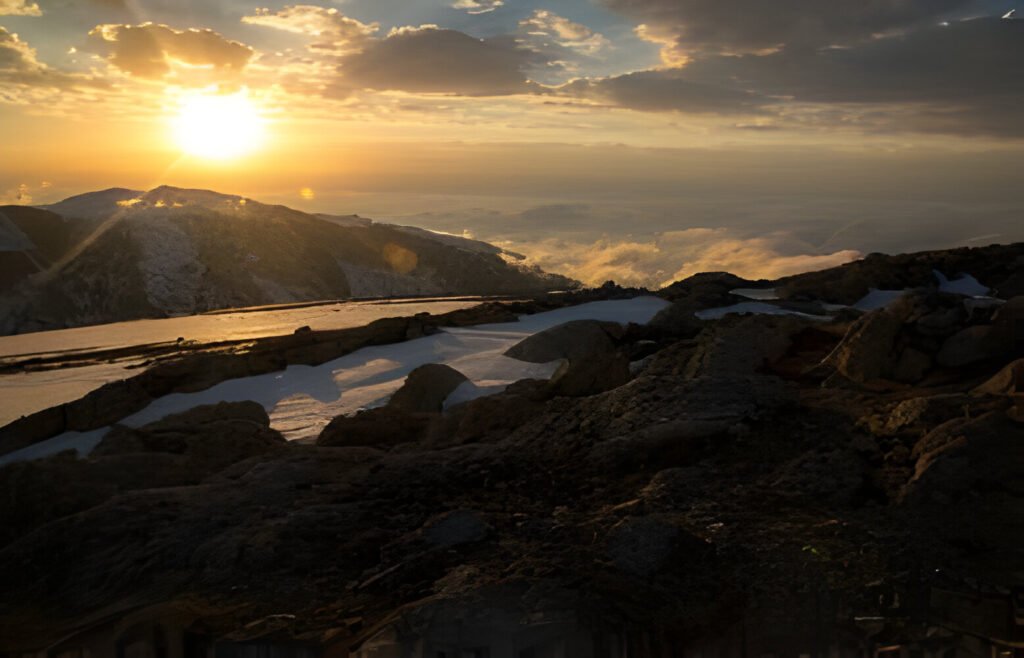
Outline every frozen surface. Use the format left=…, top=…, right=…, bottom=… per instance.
left=5, top=297, right=669, bottom=463
left=851, top=289, right=908, bottom=311
left=0, top=429, right=106, bottom=467
left=934, top=271, right=990, bottom=297
left=0, top=298, right=484, bottom=426
left=0, top=362, right=136, bottom=428
left=0, top=297, right=483, bottom=359
left=695, top=302, right=830, bottom=321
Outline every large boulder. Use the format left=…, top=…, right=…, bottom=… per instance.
left=95, top=401, right=287, bottom=473
left=318, top=364, right=469, bottom=448
left=317, top=407, right=433, bottom=448
left=388, top=364, right=469, bottom=413
left=605, top=515, right=707, bottom=578
left=826, top=308, right=903, bottom=384
left=505, top=320, right=631, bottom=396
left=973, top=359, right=1024, bottom=396
left=0, top=401, right=287, bottom=548
left=652, top=272, right=754, bottom=337
left=936, top=296, right=1024, bottom=368
left=901, top=412, right=1024, bottom=557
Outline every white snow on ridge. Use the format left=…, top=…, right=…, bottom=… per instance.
left=2, top=297, right=670, bottom=464
left=851, top=289, right=908, bottom=312
left=934, top=270, right=990, bottom=297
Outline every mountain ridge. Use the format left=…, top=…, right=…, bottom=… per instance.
left=0, top=186, right=576, bottom=334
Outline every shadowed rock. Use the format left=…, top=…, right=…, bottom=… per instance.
left=387, top=363, right=469, bottom=413
left=505, top=319, right=631, bottom=396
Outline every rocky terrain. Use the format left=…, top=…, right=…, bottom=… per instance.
left=1, top=245, right=1023, bottom=657
left=0, top=186, right=574, bottom=335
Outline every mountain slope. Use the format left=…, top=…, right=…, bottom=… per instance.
left=0, top=186, right=575, bottom=334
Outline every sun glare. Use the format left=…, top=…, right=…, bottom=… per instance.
left=173, top=91, right=265, bottom=160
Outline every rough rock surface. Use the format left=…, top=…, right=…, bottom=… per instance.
left=505, top=319, right=631, bottom=396
left=2, top=245, right=1024, bottom=655
left=387, top=363, right=469, bottom=413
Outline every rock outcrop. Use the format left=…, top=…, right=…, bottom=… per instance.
left=505, top=319, right=632, bottom=396
left=3, top=244, right=1024, bottom=656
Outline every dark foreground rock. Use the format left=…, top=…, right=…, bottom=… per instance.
left=2, top=244, right=1024, bottom=657
left=505, top=319, right=632, bottom=396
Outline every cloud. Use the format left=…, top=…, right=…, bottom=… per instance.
left=0, top=0, right=40, bottom=16
left=684, top=17, right=1024, bottom=135
left=87, top=22, right=254, bottom=78
left=242, top=5, right=379, bottom=55
left=0, top=26, right=97, bottom=89
left=337, top=25, right=535, bottom=96
left=601, top=0, right=974, bottom=55
left=562, top=68, right=768, bottom=114
left=0, top=183, right=34, bottom=204
left=547, top=15, right=1024, bottom=135
left=508, top=228, right=860, bottom=287
left=451, top=0, right=503, bottom=15
left=519, top=10, right=610, bottom=57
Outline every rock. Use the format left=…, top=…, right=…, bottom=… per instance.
left=651, top=273, right=755, bottom=336
left=936, top=297, right=1024, bottom=368
left=901, top=413, right=1024, bottom=552
left=772, top=449, right=869, bottom=506
left=826, top=307, right=903, bottom=383
left=0, top=402, right=287, bottom=549
left=658, top=272, right=753, bottom=303
left=892, top=347, right=932, bottom=383
left=647, top=301, right=705, bottom=337
left=427, top=380, right=548, bottom=447
left=387, top=364, right=469, bottom=413
left=505, top=320, right=631, bottom=396
left=94, top=401, right=286, bottom=473
left=316, top=407, right=433, bottom=448
left=972, top=359, right=1024, bottom=396
left=915, top=306, right=965, bottom=337
left=421, top=510, right=490, bottom=548
left=605, top=516, right=691, bottom=578
left=936, top=325, right=1002, bottom=368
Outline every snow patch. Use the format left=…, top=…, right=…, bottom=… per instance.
left=0, top=429, right=106, bottom=468
left=852, top=289, right=908, bottom=312
left=6, top=297, right=669, bottom=463
left=934, top=270, right=989, bottom=297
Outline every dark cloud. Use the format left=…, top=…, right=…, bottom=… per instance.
left=563, top=68, right=768, bottom=114
left=685, top=17, right=1024, bottom=135
left=338, top=26, right=535, bottom=96
left=86, top=22, right=254, bottom=78
left=694, top=18, right=1023, bottom=103
left=603, top=0, right=974, bottom=54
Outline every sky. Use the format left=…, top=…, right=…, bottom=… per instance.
left=1, top=0, right=1023, bottom=286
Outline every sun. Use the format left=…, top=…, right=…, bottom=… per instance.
left=173, top=91, right=266, bottom=160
